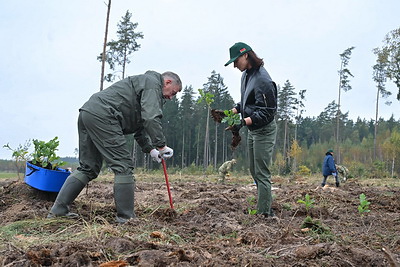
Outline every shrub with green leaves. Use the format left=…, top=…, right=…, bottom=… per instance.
left=297, top=165, right=311, bottom=176
left=31, top=137, right=65, bottom=170
left=3, top=140, right=31, bottom=179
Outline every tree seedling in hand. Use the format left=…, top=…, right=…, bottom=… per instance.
left=221, top=110, right=241, bottom=127
left=220, top=110, right=242, bottom=149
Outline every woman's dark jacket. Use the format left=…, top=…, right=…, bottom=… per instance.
left=234, top=66, right=277, bottom=131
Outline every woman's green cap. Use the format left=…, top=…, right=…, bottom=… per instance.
left=224, top=42, right=252, bottom=66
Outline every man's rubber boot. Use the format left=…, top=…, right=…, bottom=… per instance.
left=336, top=182, right=340, bottom=187
left=47, top=172, right=88, bottom=218
left=114, top=175, right=135, bottom=224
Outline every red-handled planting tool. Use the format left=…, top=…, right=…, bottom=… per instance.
left=161, top=158, right=174, bottom=209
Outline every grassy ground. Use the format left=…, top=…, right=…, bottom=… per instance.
left=2, top=170, right=400, bottom=187
left=0, top=172, right=18, bottom=179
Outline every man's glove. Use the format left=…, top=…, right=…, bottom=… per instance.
left=150, top=149, right=161, bottom=163
left=211, top=109, right=226, bottom=123
left=158, top=146, right=174, bottom=159
left=332, top=172, right=337, bottom=177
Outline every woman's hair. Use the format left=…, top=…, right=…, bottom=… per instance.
left=247, top=50, right=264, bottom=68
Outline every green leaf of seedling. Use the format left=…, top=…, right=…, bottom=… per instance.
left=358, top=193, right=371, bottom=216
left=297, top=194, right=315, bottom=212
left=221, top=110, right=241, bottom=126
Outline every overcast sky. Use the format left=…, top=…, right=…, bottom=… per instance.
left=1, top=0, right=399, bottom=160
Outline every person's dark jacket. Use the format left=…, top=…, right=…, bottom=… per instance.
left=79, top=70, right=165, bottom=153
left=234, top=66, right=277, bottom=131
left=322, top=152, right=336, bottom=176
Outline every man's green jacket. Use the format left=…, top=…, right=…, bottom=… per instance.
left=80, top=71, right=166, bottom=153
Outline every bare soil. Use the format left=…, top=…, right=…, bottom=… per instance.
left=0, top=174, right=399, bottom=266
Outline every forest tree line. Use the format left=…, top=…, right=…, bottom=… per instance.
left=2, top=71, right=398, bottom=178
left=96, top=11, right=400, bottom=179
left=100, top=10, right=400, bottom=178
left=123, top=70, right=400, bottom=179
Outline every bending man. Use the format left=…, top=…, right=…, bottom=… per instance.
left=48, top=71, right=182, bottom=223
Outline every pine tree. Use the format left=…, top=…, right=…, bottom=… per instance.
left=162, top=97, right=181, bottom=167
left=179, top=85, right=196, bottom=168
left=98, top=10, right=144, bottom=82
left=317, top=101, right=338, bottom=143
left=378, top=27, right=400, bottom=100
left=336, top=46, right=355, bottom=163
left=277, top=80, right=297, bottom=169
left=205, top=71, right=234, bottom=165
left=372, top=48, right=392, bottom=159
left=294, top=89, right=306, bottom=141
left=199, top=71, right=234, bottom=169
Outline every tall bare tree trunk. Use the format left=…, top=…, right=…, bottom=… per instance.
left=181, top=128, right=185, bottom=169
left=214, top=123, right=218, bottom=169
left=100, top=0, right=111, bottom=91
left=122, top=48, right=127, bottom=79
left=391, top=157, right=395, bottom=178
left=196, top=125, right=200, bottom=166
left=374, top=89, right=379, bottom=160
left=222, top=129, right=226, bottom=162
left=283, top=120, right=288, bottom=160
left=336, top=61, right=343, bottom=164
left=203, top=108, right=210, bottom=170
left=188, top=128, right=192, bottom=166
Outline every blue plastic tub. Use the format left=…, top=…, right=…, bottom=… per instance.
left=24, top=161, right=71, bottom=192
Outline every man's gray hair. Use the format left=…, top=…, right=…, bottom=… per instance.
left=162, top=71, right=182, bottom=88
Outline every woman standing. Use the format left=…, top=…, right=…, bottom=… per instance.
left=225, top=42, right=278, bottom=217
